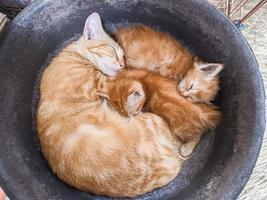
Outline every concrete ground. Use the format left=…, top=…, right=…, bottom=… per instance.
left=234, top=4, right=267, bottom=200
left=209, top=1, right=267, bottom=200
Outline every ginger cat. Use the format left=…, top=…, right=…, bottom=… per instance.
left=97, top=69, right=221, bottom=143
left=115, top=25, right=223, bottom=157
left=115, top=26, right=223, bottom=103
left=37, top=13, right=185, bottom=197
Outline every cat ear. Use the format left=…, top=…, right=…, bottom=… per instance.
left=128, top=91, right=141, bottom=103
left=125, top=90, right=142, bottom=115
left=96, top=82, right=110, bottom=99
left=127, top=89, right=144, bottom=107
left=83, top=12, right=104, bottom=40
left=96, top=90, right=110, bottom=99
left=197, top=63, right=223, bottom=79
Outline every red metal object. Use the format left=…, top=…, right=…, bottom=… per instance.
left=240, top=0, right=267, bottom=22
left=217, top=0, right=225, bottom=7
left=230, top=0, right=250, bottom=17
left=215, top=0, right=267, bottom=23
left=227, top=0, right=233, bottom=16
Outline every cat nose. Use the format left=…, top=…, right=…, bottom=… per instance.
left=180, top=90, right=187, bottom=97
left=119, top=61, right=125, bottom=69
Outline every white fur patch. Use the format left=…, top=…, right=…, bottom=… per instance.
left=62, top=123, right=120, bottom=157
left=46, top=124, right=61, bottom=136
left=78, top=124, right=110, bottom=137
left=138, top=141, right=155, bottom=157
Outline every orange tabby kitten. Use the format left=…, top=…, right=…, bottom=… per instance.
left=115, top=26, right=223, bottom=103
left=97, top=69, right=221, bottom=143
left=37, top=13, right=185, bottom=197
left=115, top=25, right=223, bottom=157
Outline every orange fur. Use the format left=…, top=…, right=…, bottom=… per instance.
left=115, top=26, right=193, bottom=79
left=115, top=26, right=223, bottom=103
left=37, top=13, right=185, bottom=198
left=37, top=14, right=223, bottom=197
left=98, top=69, right=221, bottom=142
left=114, top=25, right=223, bottom=157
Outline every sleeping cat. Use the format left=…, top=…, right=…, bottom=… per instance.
left=97, top=69, right=221, bottom=143
left=115, top=25, right=223, bottom=157
left=115, top=25, right=223, bottom=104
left=37, top=12, right=185, bottom=197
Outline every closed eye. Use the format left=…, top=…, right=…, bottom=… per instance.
left=89, top=44, right=117, bottom=57
left=105, top=44, right=118, bottom=58
left=188, top=81, right=194, bottom=90
left=187, top=96, right=194, bottom=101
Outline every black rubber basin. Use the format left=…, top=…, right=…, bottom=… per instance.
left=0, top=0, right=265, bottom=200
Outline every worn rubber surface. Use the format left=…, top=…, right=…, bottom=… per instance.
left=0, top=0, right=265, bottom=200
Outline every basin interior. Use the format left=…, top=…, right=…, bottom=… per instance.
left=0, top=1, right=264, bottom=200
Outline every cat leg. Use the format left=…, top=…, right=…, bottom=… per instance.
left=179, top=135, right=201, bottom=159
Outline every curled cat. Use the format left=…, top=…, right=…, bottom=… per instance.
left=37, top=13, right=185, bottom=197
left=97, top=69, right=221, bottom=143
left=115, top=25, right=223, bottom=103
left=115, top=25, right=223, bottom=157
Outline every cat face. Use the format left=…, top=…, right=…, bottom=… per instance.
left=97, top=78, right=146, bottom=117
left=83, top=12, right=125, bottom=76
left=178, top=62, right=223, bottom=103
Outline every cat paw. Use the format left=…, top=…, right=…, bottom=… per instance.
left=179, top=144, right=193, bottom=160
